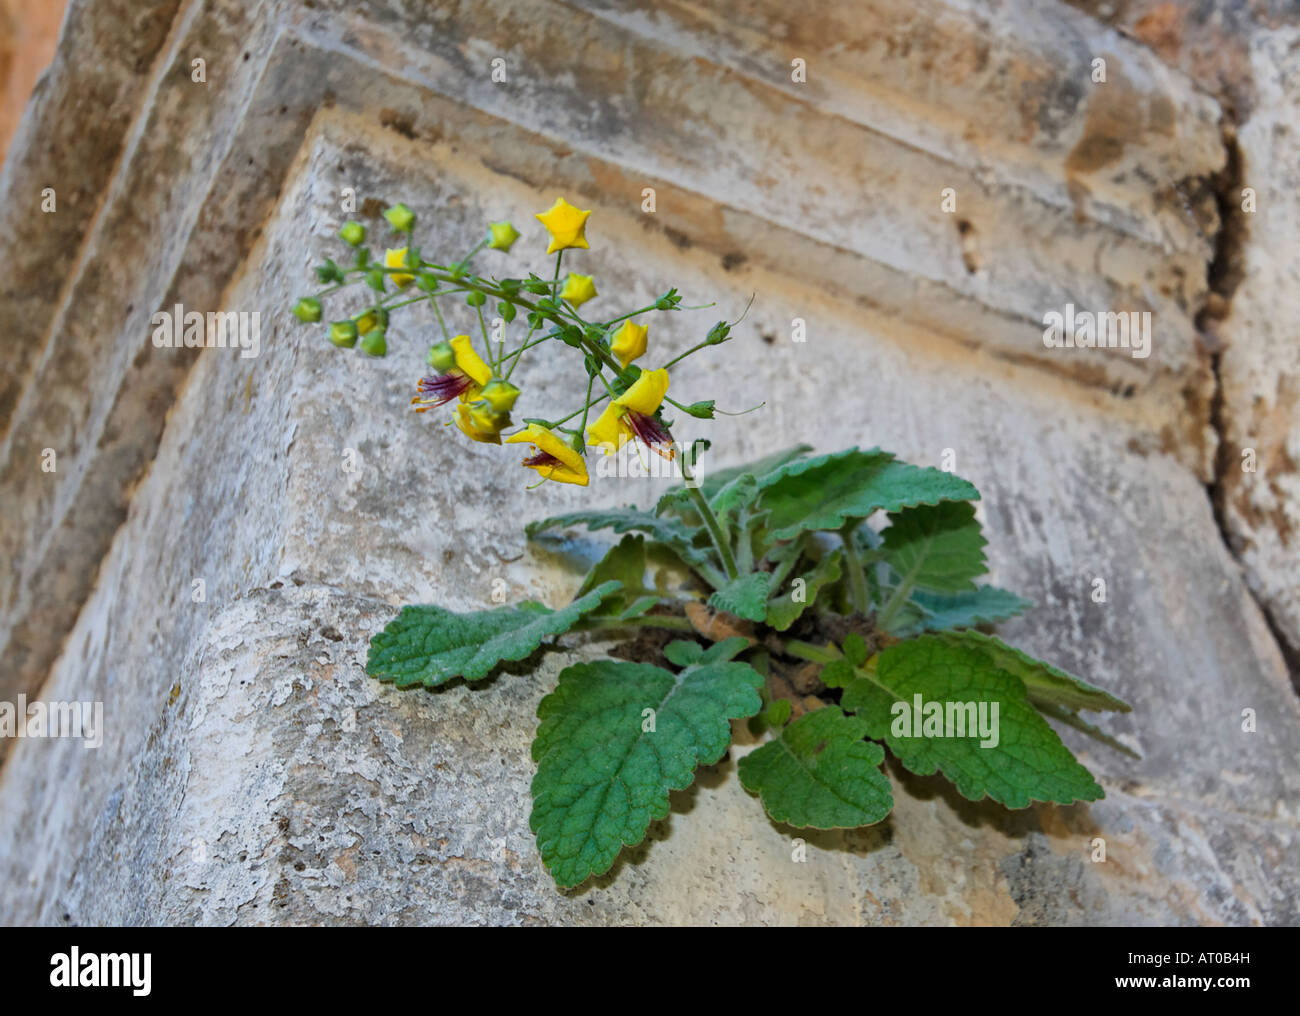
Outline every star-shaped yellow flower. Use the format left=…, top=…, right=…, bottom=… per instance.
left=560, top=272, right=597, bottom=308
left=385, top=247, right=415, bottom=288
left=535, top=197, right=591, bottom=254
left=507, top=425, right=589, bottom=486
left=610, top=320, right=648, bottom=367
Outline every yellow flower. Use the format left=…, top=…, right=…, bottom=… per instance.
left=385, top=247, right=415, bottom=288
left=488, top=221, right=520, bottom=252
left=507, top=425, right=589, bottom=486
left=610, top=320, right=648, bottom=367
left=535, top=197, right=591, bottom=254
left=560, top=272, right=597, bottom=309
left=454, top=404, right=507, bottom=444
left=412, top=334, right=494, bottom=412
left=587, top=368, right=674, bottom=459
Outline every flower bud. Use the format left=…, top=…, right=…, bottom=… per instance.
left=359, top=330, right=387, bottom=357
left=356, top=307, right=388, bottom=335
left=488, top=221, right=520, bottom=252
left=384, top=203, right=416, bottom=233
left=705, top=320, right=730, bottom=345
left=329, top=320, right=358, bottom=347
left=339, top=221, right=366, bottom=246
left=499, top=301, right=516, bottom=322
left=427, top=340, right=456, bottom=371
left=480, top=379, right=520, bottom=412
left=465, top=289, right=486, bottom=307
left=292, top=297, right=322, bottom=323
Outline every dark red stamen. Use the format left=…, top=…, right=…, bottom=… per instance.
left=414, top=371, right=473, bottom=407
left=522, top=450, right=563, bottom=469
left=625, top=410, right=675, bottom=459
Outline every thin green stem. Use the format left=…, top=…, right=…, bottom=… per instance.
left=680, top=457, right=739, bottom=581
left=781, top=639, right=842, bottom=665
left=840, top=523, right=870, bottom=615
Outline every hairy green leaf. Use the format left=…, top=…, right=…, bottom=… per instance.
left=708, top=571, right=774, bottom=622
left=527, top=506, right=721, bottom=582
left=755, top=448, right=979, bottom=540
left=841, top=635, right=1104, bottom=807
left=881, top=501, right=987, bottom=593
left=682, top=444, right=813, bottom=503
left=739, top=708, right=894, bottom=829
left=930, top=630, right=1130, bottom=714
left=766, top=549, right=843, bottom=631
left=577, top=534, right=647, bottom=615
left=530, top=655, right=764, bottom=886
left=367, top=581, right=620, bottom=687
left=900, top=586, right=1032, bottom=634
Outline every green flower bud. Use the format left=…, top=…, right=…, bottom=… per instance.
left=465, top=289, right=486, bottom=307
left=314, top=258, right=345, bottom=284
left=488, top=221, right=520, bottom=252
left=499, top=301, right=516, bottom=322
left=292, top=297, right=322, bottom=323
left=683, top=400, right=716, bottom=419
left=359, top=330, right=387, bottom=357
left=427, top=340, right=456, bottom=371
left=329, top=320, right=358, bottom=347
left=480, top=379, right=520, bottom=412
left=365, top=268, right=386, bottom=293
left=384, top=203, right=416, bottom=233
left=339, top=221, right=366, bottom=246
left=705, top=320, right=730, bottom=345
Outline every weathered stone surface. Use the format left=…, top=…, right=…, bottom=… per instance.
left=0, top=0, right=1297, bottom=925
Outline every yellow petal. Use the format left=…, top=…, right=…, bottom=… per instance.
left=559, top=272, right=597, bottom=308
left=384, top=247, right=415, bottom=288
left=449, top=334, right=492, bottom=387
left=534, top=197, right=591, bottom=254
left=507, top=424, right=589, bottom=486
left=610, top=320, right=648, bottom=367
left=586, top=402, right=630, bottom=454
left=616, top=368, right=669, bottom=416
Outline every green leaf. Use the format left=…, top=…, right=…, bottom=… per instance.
left=659, top=444, right=813, bottom=510
left=738, top=708, right=894, bottom=829
left=765, top=549, right=843, bottom=631
left=367, top=581, right=619, bottom=687
left=663, top=636, right=750, bottom=667
left=617, top=595, right=660, bottom=621
left=527, top=507, right=720, bottom=581
left=900, top=586, right=1032, bottom=634
left=708, top=571, right=773, bottom=622
left=530, top=655, right=764, bottom=887
left=755, top=447, right=979, bottom=541
left=880, top=501, right=987, bottom=593
left=929, top=630, right=1130, bottom=714
left=841, top=635, right=1105, bottom=808
left=577, top=534, right=646, bottom=615
left=710, top=472, right=759, bottom=520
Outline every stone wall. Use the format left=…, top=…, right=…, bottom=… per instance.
left=0, top=0, right=1296, bottom=925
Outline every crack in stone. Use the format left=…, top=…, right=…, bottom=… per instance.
left=1195, top=120, right=1300, bottom=688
